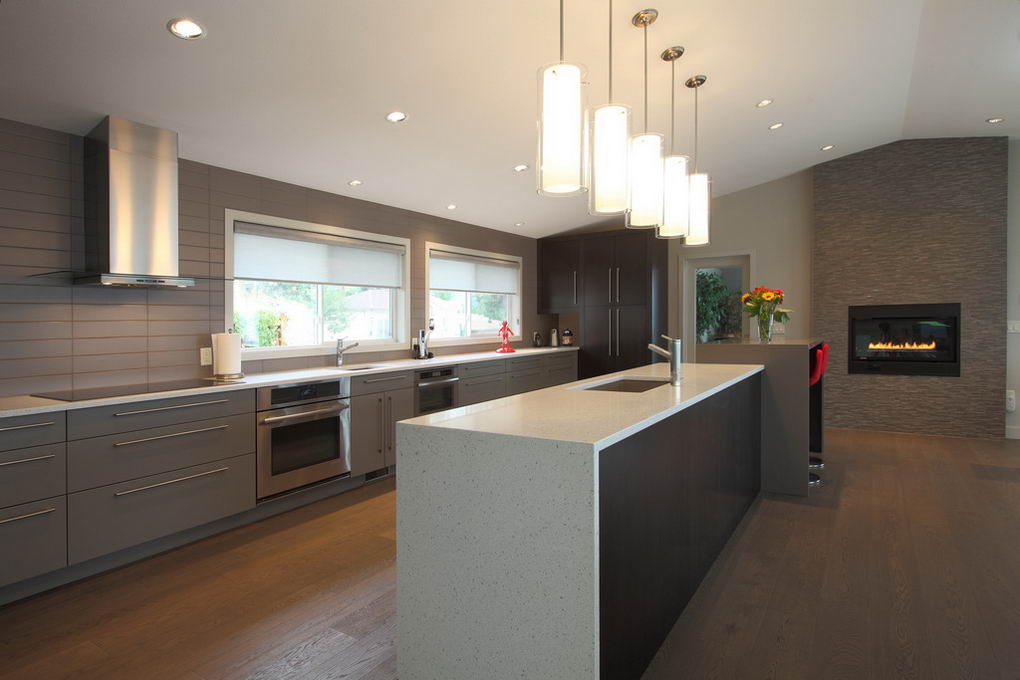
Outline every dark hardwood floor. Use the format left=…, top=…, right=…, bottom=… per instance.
left=1, top=428, right=1019, bottom=680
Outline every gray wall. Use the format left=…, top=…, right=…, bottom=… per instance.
left=813, top=137, right=1008, bottom=439
left=0, top=116, right=549, bottom=397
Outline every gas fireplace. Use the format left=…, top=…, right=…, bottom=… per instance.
left=848, top=303, right=960, bottom=376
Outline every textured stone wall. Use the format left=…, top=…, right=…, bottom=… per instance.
left=813, top=137, right=1008, bottom=439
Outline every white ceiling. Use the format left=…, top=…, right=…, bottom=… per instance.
left=0, top=0, right=1016, bottom=238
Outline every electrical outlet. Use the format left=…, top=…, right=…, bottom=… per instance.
left=1008, top=320, right=1020, bottom=334
left=773, top=322, right=786, bottom=335
left=1007, top=390, right=1016, bottom=413
left=200, top=347, right=213, bottom=366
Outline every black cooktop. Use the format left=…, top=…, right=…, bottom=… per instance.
left=33, top=378, right=243, bottom=402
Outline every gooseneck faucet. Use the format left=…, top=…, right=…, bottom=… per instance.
left=648, top=335, right=683, bottom=386
left=336, top=337, right=360, bottom=367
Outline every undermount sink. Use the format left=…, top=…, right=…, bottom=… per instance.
left=580, top=377, right=673, bottom=393
left=341, top=365, right=381, bottom=371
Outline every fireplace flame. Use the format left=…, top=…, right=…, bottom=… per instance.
left=867, top=340, right=936, bottom=351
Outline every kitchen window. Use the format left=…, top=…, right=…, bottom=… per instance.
left=426, top=243, right=522, bottom=343
left=226, top=212, right=409, bottom=359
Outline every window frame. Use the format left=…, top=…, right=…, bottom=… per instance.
left=225, top=209, right=411, bottom=360
left=424, top=241, right=523, bottom=347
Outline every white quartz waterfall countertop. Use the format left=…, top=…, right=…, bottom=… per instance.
left=400, top=361, right=763, bottom=450
left=0, top=346, right=579, bottom=418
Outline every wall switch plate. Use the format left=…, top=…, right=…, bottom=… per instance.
left=1008, top=321, right=1020, bottom=334
left=1008, top=390, right=1016, bottom=413
left=200, top=347, right=213, bottom=366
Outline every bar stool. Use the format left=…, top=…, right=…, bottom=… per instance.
left=808, top=343, right=830, bottom=487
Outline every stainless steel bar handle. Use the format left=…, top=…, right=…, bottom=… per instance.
left=0, top=421, right=55, bottom=432
left=114, top=467, right=229, bottom=497
left=114, top=424, right=229, bottom=447
left=468, top=376, right=503, bottom=386
left=616, top=268, right=620, bottom=303
left=0, top=453, right=56, bottom=467
left=608, top=268, right=612, bottom=303
left=608, top=309, right=613, bottom=357
left=0, top=507, right=55, bottom=525
left=387, top=396, right=393, bottom=451
left=616, top=309, right=620, bottom=356
left=573, top=271, right=577, bottom=305
left=365, top=375, right=405, bottom=384
left=417, top=376, right=459, bottom=387
left=377, top=397, right=383, bottom=453
left=114, top=399, right=229, bottom=417
left=261, top=405, right=347, bottom=424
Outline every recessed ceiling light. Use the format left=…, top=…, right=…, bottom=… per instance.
left=386, top=111, right=408, bottom=123
left=347, top=179, right=363, bottom=186
left=513, top=164, right=529, bottom=172
left=514, top=222, right=525, bottom=227
left=446, top=204, right=457, bottom=210
left=756, top=99, right=773, bottom=108
left=768, top=122, right=783, bottom=130
left=986, top=117, right=1005, bottom=124
left=820, top=144, right=835, bottom=151
left=167, top=18, right=205, bottom=39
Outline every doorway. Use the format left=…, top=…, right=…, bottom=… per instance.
left=680, top=253, right=753, bottom=361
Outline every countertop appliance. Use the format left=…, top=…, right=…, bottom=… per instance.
left=77, top=116, right=194, bottom=287
left=256, top=378, right=351, bottom=499
left=414, top=366, right=459, bottom=416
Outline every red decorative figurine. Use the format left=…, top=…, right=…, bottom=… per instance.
left=495, top=320, right=516, bottom=353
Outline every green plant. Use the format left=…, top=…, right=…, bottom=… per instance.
left=696, top=270, right=740, bottom=340
left=256, top=309, right=281, bottom=347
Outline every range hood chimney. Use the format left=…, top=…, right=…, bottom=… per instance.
left=77, top=116, right=194, bottom=287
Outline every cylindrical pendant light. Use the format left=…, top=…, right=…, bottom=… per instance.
left=626, top=9, right=663, bottom=229
left=588, top=0, right=630, bottom=215
left=684, top=75, right=711, bottom=246
left=658, top=46, right=689, bottom=239
left=537, top=0, right=588, bottom=197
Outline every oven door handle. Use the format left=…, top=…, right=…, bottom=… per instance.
left=417, top=376, right=460, bottom=388
left=261, top=405, right=348, bottom=425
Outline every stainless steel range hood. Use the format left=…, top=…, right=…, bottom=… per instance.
left=77, top=116, right=194, bottom=287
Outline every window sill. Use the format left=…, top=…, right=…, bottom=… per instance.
left=241, top=341, right=405, bottom=361
left=428, top=335, right=520, bottom=348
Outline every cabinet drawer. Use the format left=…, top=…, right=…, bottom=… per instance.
left=507, top=369, right=545, bottom=395
left=0, top=443, right=66, bottom=509
left=0, top=496, right=67, bottom=587
left=544, top=365, right=578, bottom=388
left=460, top=374, right=507, bottom=406
left=459, top=359, right=506, bottom=379
left=543, top=352, right=578, bottom=371
left=67, top=390, right=255, bottom=440
left=351, top=371, right=413, bottom=396
left=68, top=453, right=255, bottom=564
left=0, top=412, right=65, bottom=452
left=67, top=413, right=255, bottom=493
left=508, top=356, right=544, bottom=372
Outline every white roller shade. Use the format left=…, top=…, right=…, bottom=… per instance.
left=234, top=222, right=404, bottom=289
left=429, top=249, right=520, bottom=295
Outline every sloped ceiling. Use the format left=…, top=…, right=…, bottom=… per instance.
left=0, top=0, right=1015, bottom=237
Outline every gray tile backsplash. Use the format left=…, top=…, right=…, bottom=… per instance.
left=0, top=116, right=551, bottom=396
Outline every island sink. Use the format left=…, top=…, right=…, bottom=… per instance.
left=581, top=377, right=672, bottom=393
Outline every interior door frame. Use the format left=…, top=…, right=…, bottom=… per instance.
left=679, top=250, right=756, bottom=362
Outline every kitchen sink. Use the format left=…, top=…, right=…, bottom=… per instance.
left=580, top=377, right=673, bottom=393
left=341, top=365, right=381, bottom=371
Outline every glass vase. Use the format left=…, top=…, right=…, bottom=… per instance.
left=758, top=313, right=775, bottom=343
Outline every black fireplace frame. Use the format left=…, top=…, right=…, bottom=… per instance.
left=847, top=303, right=961, bottom=377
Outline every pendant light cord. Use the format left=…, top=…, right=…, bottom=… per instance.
left=608, top=0, right=613, bottom=103
left=559, top=0, right=565, bottom=62
left=643, top=23, right=648, bottom=132
left=694, top=84, right=699, bottom=172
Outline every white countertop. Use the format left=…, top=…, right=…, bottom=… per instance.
left=400, top=361, right=764, bottom=450
left=0, top=346, right=579, bottom=419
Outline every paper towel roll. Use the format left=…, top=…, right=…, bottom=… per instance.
left=212, top=332, right=242, bottom=377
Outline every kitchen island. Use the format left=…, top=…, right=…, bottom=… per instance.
left=395, top=361, right=764, bottom=680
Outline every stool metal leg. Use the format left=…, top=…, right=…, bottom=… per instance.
left=808, top=472, right=822, bottom=487
left=809, top=456, right=825, bottom=470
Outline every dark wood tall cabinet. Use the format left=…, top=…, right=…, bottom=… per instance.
left=539, top=229, right=667, bottom=379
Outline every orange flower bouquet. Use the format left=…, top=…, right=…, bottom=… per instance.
left=741, top=287, right=792, bottom=342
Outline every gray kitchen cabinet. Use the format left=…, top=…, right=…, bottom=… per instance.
left=350, top=371, right=413, bottom=396
left=507, top=368, right=545, bottom=395
left=68, top=453, right=255, bottom=564
left=67, top=413, right=255, bottom=493
left=0, top=496, right=67, bottom=587
left=460, top=373, right=508, bottom=406
left=350, top=387, right=413, bottom=475
left=67, top=389, right=254, bottom=439
left=0, top=411, right=65, bottom=452
left=0, top=443, right=66, bottom=509
left=459, top=359, right=506, bottom=379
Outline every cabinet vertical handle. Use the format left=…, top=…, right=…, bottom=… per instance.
left=616, top=267, right=620, bottom=303
left=377, top=397, right=383, bottom=454
left=387, top=396, right=393, bottom=451
left=572, top=271, right=577, bottom=305
left=616, top=309, right=621, bottom=357
left=608, top=309, right=613, bottom=357
left=607, top=268, right=612, bottom=304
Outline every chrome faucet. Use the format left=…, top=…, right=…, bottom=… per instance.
left=648, top=335, right=683, bottom=386
left=336, top=337, right=360, bottom=367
